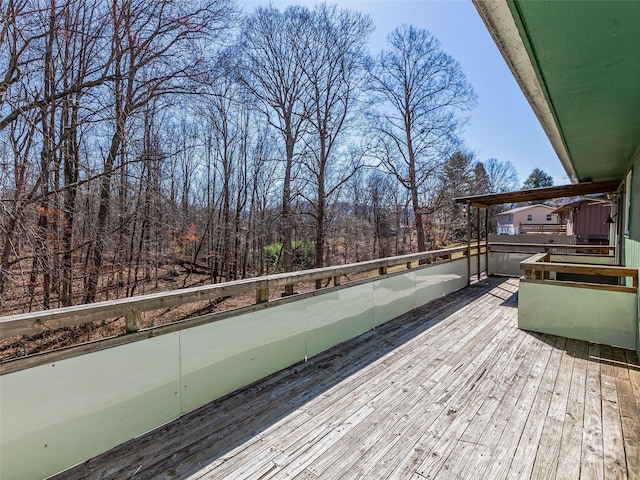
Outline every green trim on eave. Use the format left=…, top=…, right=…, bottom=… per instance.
left=509, top=1, right=640, bottom=182
left=506, top=0, right=575, bottom=176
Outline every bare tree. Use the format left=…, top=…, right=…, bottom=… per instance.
left=368, top=25, right=476, bottom=252
left=239, top=5, right=314, bottom=292
left=298, top=5, right=372, bottom=286
left=83, top=0, right=234, bottom=302
left=0, top=0, right=114, bottom=132
left=482, top=158, right=519, bottom=193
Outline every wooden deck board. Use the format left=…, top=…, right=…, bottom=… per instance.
left=53, top=277, right=640, bottom=480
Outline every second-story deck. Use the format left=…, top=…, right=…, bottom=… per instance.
left=54, top=277, right=640, bottom=479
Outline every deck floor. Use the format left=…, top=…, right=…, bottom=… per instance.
left=56, top=277, right=640, bottom=480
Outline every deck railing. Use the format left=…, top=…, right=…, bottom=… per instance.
left=0, top=244, right=482, bottom=340
left=1, top=245, right=487, bottom=480
left=519, top=223, right=567, bottom=234
left=489, top=242, right=614, bottom=255
left=517, top=251, right=638, bottom=352
left=520, top=251, right=638, bottom=292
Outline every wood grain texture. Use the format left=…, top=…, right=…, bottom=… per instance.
left=0, top=245, right=472, bottom=338
left=50, top=277, right=639, bottom=480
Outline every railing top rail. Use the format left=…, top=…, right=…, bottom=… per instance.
left=519, top=252, right=550, bottom=265
left=520, top=253, right=638, bottom=288
left=518, top=223, right=565, bottom=226
left=490, top=242, right=615, bottom=251
left=0, top=244, right=476, bottom=338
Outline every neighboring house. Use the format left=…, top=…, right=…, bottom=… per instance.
left=552, top=199, right=611, bottom=244
left=496, top=204, right=559, bottom=235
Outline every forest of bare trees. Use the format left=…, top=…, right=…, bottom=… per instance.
left=0, top=1, right=519, bottom=315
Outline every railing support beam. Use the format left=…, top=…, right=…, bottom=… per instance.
left=256, top=287, right=269, bottom=304
left=476, top=206, right=481, bottom=280
left=466, top=202, right=471, bottom=285
left=125, top=309, right=141, bottom=333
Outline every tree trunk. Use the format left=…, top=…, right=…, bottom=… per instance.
left=282, top=131, right=294, bottom=295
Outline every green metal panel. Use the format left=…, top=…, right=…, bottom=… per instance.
left=179, top=305, right=307, bottom=414
left=0, top=334, right=181, bottom=480
left=443, top=258, right=470, bottom=294
left=306, top=283, right=374, bottom=358
left=519, top=280, right=636, bottom=350
left=509, top=1, right=640, bottom=182
left=488, top=251, right=532, bottom=276
left=624, top=158, right=640, bottom=354
left=373, top=273, right=416, bottom=327
left=550, top=254, right=616, bottom=266
left=414, top=264, right=447, bottom=307
left=627, top=237, right=640, bottom=354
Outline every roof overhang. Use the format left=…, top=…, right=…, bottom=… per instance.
left=454, top=179, right=621, bottom=208
left=473, top=1, right=640, bottom=183
left=473, top=0, right=577, bottom=182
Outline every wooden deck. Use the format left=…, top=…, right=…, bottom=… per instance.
left=54, top=277, right=640, bottom=480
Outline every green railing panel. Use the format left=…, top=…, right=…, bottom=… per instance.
left=373, top=272, right=417, bottom=327
left=414, top=263, right=448, bottom=307
left=519, top=280, right=636, bottom=350
left=550, top=254, right=616, bottom=265
left=0, top=334, right=181, bottom=480
left=488, top=251, right=533, bottom=276
left=443, top=258, right=469, bottom=294
left=306, top=283, right=374, bottom=358
left=179, top=305, right=307, bottom=414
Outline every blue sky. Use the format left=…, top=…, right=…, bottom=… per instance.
left=241, top=0, right=570, bottom=186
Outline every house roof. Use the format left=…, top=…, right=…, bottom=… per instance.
left=454, top=179, right=620, bottom=207
left=496, top=204, right=556, bottom=217
left=552, top=198, right=610, bottom=214
left=472, top=1, right=640, bottom=183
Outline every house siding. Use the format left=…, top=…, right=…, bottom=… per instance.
left=624, top=155, right=640, bottom=355
left=574, top=203, right=610, bottom=242
left=496, top=206, right=558, bottom=235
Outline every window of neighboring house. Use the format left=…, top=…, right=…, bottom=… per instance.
left=546, top=214, right=552, bottom=221
left=526, top=214, right=533, bottom=221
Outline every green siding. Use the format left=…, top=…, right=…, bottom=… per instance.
left=625, top=157, right=640, bottom=354
left=627, top=236, right=640, bottom=355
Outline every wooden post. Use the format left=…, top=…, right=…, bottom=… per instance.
left=476, top=206, right=481, bottom=281
left=125, top=309, right=141, bottom=333
left=256, top=287, right=269, bottom=304
left=485, top=207, right=489, bottom=276
left=466, top=202, right=471, bottom=285
left=333, top=275, right=341, bottom=286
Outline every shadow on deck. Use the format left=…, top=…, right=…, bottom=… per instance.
left=54, top=277, right=639, bottom=480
